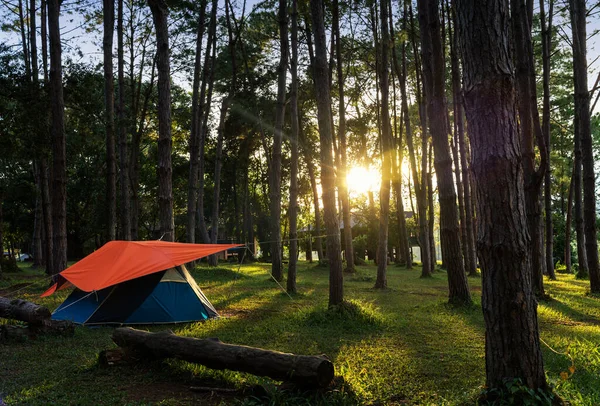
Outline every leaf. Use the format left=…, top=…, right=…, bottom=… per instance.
left=569, top=365, right=576, bottom=374
left=560, top=371, right=569, bottom=380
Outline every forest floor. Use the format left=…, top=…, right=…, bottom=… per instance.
left=1, top=261, right=599, bottom=405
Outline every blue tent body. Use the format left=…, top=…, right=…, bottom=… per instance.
left=52, top=264, right=218, bottom=325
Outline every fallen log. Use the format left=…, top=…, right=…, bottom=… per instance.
left=0, top=319, right=74, bottom=342
left=112, top=327, right=335, bottom=388
left=0, top=296, right=51, bottom=324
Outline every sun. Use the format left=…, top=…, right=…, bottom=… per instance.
left=346, top=166, right=381, bottom=196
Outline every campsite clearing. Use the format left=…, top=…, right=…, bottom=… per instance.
left=1, top=262, right=600, bottom=405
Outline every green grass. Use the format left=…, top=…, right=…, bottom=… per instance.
left=1, top=262, right=600, bottom=405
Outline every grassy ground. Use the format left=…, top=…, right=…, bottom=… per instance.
left=1, top=261, right=599, bottom=405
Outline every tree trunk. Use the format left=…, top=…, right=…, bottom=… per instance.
left=29, top=0, right=38, bottom=80
left=41, top=0, right=49, bottom=82
left=148, top=0, right=174, bottom=242
left=418, top=0, right=470, bottom=304
left=457, top=0, right=547, bottom=390
left=333, top=0, right=354, bottom=274
left=117, top=0, right=131, bottom=240
left=111, top=328, right=334, bottom=387
left=396, top=1, right=429, bottom=275
left=310, top=0, right=344, bottom=307
left=40, top=157, right=53, bottom=274
left=197, top=0, right=219, bottom=244
left=18, top=0, right=31, bottom=77
left=541, top=0, right=555, bottom=280
left=32, top=164, right=44, bottom=267
left=186, top=0, right=208, bottom=247
left=570, top=0, right=600, bottom=292
left=374, top=0, right=393, bottom=289
left=448, top=3, right=477, bottom=276
left=269, top=0, right=288, bottom=281
left=104, top=0, right=117, bottom=241
left=48, top=0, right=67, bottom=274
left=307, top=159, right=324, bottom=263
left=0, top=198, right=3, bottom=277
left=565, top=169, right=574, bottom=274
left=288, top=0, right=299, bottom=294
left=511, top=0, right=547, bottom=297
left=130, top=58, right=156, bottom=240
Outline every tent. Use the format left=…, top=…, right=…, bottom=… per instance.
left=41, top=241, right=242, bottom=325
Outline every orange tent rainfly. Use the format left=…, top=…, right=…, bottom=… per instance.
left=42, top=241, right=242, bottom=297
left=40, top=241, right=242, bottom=325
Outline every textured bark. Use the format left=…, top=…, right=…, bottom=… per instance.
left=398, top=1, right=430, bottom=275
left=18, top=0, right=31, bottom=77
left=333, top=0, right=354, bottom=274
left=570, top=0, right=600, bottom=292
left=565, top=170, right=574, bottom=274
left=269, top=0, right=288, bottom=281
left=117, top=0, right=131, bottom=240
left=457, top=0, right=547, bottom=389
left=29, top=0, right=38, bottom=80
left=541, top=0, right=555, bottom=280
left=409, top=1, right=433, bottom=277
left=148, top=0, right=174, bottom=241
left=418, top=0, right=470, bottom=304
left=48, top=0, right=67, bottom=274
left=287, top=0, right=299, bottom=294
left=307, top=159, right=324, bottom=262
left=40, top=157, right=53, bottom=274
left=310, top=0, right=344, bottom=307
left=41, top=0, right=48, bottom=81
left=32, top=164, right=43, bottom=267
left=374, top=0, right=393, bottom=289
left=448, top=3, right=477, bottom=276
left=0, top=320, right=74, bottom=342
left=0, top=297, right=51, bottom=324
left=511, top=0, right=546, bottom=298
left=130, top=58, right=156, bottom=240
left=197, top=0, right=218, bottom=245
left=186, top=0, right=208, bottom=247
left=104, top=0, right=117, bottom=241
left=112, top=328, right=334, bottom=387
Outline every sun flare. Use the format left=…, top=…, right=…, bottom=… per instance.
left=346, top=166, right=381, bottom=196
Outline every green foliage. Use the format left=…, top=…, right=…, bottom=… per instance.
left=477, top=379, right=555, bottom=406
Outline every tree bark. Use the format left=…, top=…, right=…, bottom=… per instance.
left=570, top=0, right=600, bottom=292
left=196, top=0, right=218, bottom=245
left=333, top=0, right=354, bottom=274
left=104, top=0, right=117, bottom=241
left=29, top=0, right=38, bottom=80
left=48, top=0, right=67, bottom=274
left=565, top=168, right=574, bottom=274
left=269, top=0, right=288, bottom=281
left=374, top=0, right=393, bottom=289
left=40, top=157, right=53, bottom=274
left=148, top=0, right=174, bottom=242
left=307, top=158, right=324, bottom=262
left=310, top=0, right=344, bottom=307
left=0, top=296, right=51, bottom=324
left=186, top=0, right=208, bottom=247
left=457, top=0, right=547, bottom=390
left=448, top=2, right=477, bottom=276
left=511, top=0, right=546, bottom=298
left=288, top=0, right=299, bottom=294
left=418, top=0, right=470, bottom=304
left=18, top=0, right=31, bottom=77
left=117, top=0, right=131, bottom=240
left=111, top=327, right=334, bottom=387
left=541, top=0, right=555, bottom=280
left=41, top=0, right=48, bottom=82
